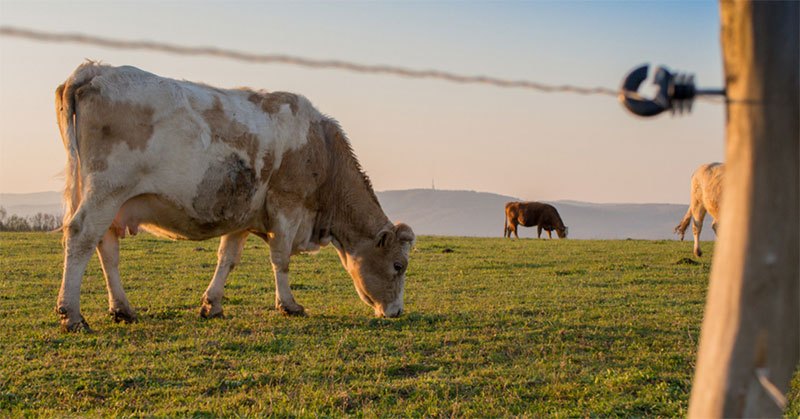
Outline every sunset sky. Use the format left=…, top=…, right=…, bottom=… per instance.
left=0, top=1, right=724, bottom=204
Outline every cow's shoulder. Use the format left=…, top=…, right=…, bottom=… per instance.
left=266, top=116, right=329, bottom=198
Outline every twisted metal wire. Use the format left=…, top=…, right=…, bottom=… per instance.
left=0, top=25, right=618, bottom=96
left=1, top=25, right=725, bottom=106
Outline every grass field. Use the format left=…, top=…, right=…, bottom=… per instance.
left=1, top=232, right=797, bottom=416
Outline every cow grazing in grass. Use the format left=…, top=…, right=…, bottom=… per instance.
left=504, top=202, right=568, bottom=239
left=54, top=62, right=415, bottom=331
left=674, top=162, right=723, bottom=257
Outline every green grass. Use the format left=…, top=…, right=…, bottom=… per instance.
left=0, top=232, right=797, bottom=416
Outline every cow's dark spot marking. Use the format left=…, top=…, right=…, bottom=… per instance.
left=75, top=84, right=100, bottom=99
left=203, top=97, right=260, bottom=169
left=192, top=154, right=256, bottom=223
left=268, top=120, right=328, bottom=199
left=248, top=91, right=299, bottom=115
left=75, top=88, right=156, bottom=172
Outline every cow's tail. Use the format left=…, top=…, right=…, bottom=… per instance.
left=55, top=62, right=108, bottom=234
left=55, top=80, right=82, bottom=233
left=503, top=213, right=508, bottom=237
left=674, top=207, right=692, bottom=241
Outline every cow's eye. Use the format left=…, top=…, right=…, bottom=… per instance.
left=393, top=262, right=404, bottom=272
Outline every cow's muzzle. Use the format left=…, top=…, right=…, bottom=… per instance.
left=380, top=306, right=404, bottom=318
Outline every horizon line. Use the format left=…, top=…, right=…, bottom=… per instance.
left=0, top=188, right=687, bottom=207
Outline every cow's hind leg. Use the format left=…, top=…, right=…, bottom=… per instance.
left=97, top=228, right=136, bottom=323
left=692, top=207, right=707, bottom=257
left=58, top=197, right=123, bottom=332
left=200, top=231, right=249, bottom=318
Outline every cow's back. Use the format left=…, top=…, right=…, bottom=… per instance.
left=517, top=202, right=545, bottom=227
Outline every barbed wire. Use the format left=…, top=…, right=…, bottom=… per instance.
left=0, top=25, right=620, bottom=96
left=0, top=25, right=724, bottom=105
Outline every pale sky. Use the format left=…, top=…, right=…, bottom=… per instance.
left=0, top=1, right=724, bottom=204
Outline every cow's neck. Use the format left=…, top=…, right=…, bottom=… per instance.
left=317, top=121, right=388, bottom=253
left=328, top=192, right=387, bottom=252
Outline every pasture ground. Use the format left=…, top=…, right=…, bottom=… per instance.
left=1, top=232, right=797, bottom=416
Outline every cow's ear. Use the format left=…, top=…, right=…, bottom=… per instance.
left=394, top=223, right=415, bottom=245
left=375, top=228, right=395, bottom=248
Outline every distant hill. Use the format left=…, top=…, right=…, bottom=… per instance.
left=376, top=189, right=715, bottom=240
left=0, top=191, right=62, bottom=218
left=0, top=189, right=715, bottom=240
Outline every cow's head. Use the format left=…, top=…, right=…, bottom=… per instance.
left=557, top=226, right=568, bottom=239
left=337, top=222, right=415, bottom=317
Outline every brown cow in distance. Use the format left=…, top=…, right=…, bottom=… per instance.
left=504, top=202, right=568, bottom=239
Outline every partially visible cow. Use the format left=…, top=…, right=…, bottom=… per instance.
left=504, top=202, right=568, bottom=239
left=674, top=162, right=724, bottom=257
left=54, top=62, right=415, bottom=332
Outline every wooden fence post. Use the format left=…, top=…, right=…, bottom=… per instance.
left=688, top=1, right=799, bottom=417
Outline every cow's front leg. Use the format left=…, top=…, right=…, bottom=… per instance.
left=266, top=231, right=304, bottom=316
left=271, top=255, right=305, bottom=316
left=692, top=208, right=707, bottom=257
left=200, top=231, right=249, bottom=318
left=97, top=228, right=136, bottom=323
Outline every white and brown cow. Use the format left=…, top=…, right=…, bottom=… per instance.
left=54, top=62, right=414, bottom=331
left=674, top=162, right=724, bottom=257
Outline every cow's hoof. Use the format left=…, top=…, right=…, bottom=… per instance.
left=60, top=316, right=91, bottom=333
left=109, top=308, right=138, bottom=324
left=277, top=302, right=305, bottom=316
left=200, top=296, right=224, bottom=319
left=694, top=249, right=703, bottom=257
left=200, top=303, right=224, bottom=319
left=56, top=306, right=91, bottom=332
